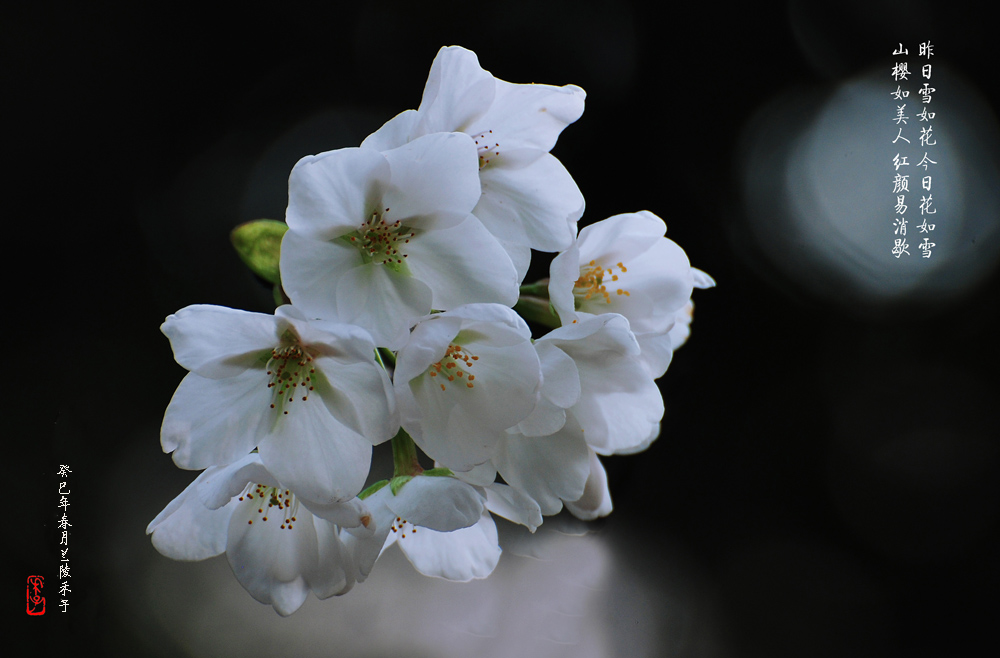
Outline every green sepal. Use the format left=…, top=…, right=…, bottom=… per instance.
left=513, top=295, right=561, bottom=329
left=377, top=347, right=397, bottom=367
left=359, top=479, right=389, bottom=500
left=231, top=219, right=288, bottom=285
left=422, top=467, right=454, bottom=477
left=389, top=475, right=414, bottom=495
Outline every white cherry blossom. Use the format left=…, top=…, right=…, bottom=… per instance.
left=549, top=211, right=707, bottom=377
left=280, top=132, right=519, bottom=349
left=362, top=45, right=586, bottom=264
left=160, top=304, right=396, bottom=505
left=393, top=304, right=541, bottom=473
left=492, top=314, right=661, bottom=515
left=348, top=473, right=543, bottom=582
left=147, top=454, right=373, bottom=616
left=346, top=474, right=496, bottom=582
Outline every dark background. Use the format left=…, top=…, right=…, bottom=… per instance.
left=10, top=1, right=1000, bottom=656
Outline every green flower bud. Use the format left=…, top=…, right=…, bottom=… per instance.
left=230, top=219, right=288, bottom=285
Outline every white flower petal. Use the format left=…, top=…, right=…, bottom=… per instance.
left=474, top=153, right=582, bottom=252
left=286, top=147, right=390, bottom=239
left=387, top=475, right=485, bottom=532
left=535, top=340, right=583, bottom=410
left=301, top=497, right=369, bottom=530
left=280, top=228, right=362, bottom=322
left=493, top=415, right=591, bottom=517
left=668, top=299, right=696, bottom=349
left=497, top=238, right=531, bottom=283
left=578, top=288, right=666, bottom=334
left=147, top=469, right=233, bottom=561
left=572, top=358, right=663, bottom=455
left=548, top=242, right=582, bottom=325
left=398, top=508, right=500, bottom=581
left=563, top=450, right=613, bottom=521
left=442, top=301, right=533, bottom=334
left=257, top=401, right=372, bottom=505
left=381, top=132, right=481, bottom=231
left=451, top=459, right=498, bottom=487
left=294, top=314, right=378, bottom=357
left=361, top=109, right=419, bottom=152
left=473, top=78, right=585, bottom=153
left=404, top=215, right=519, bottom=309
left=426, top=398, right=500, bottom=470
left=485, top=483, right=543, bottom=532
left=308, top=519, right=356, bottom=599
left=515, top=341, right=579, bottom=437
left=197, top=453, right=277, bottom=510
left=161, top=370, right=271, bottom=470
left=342, top=490, right=395, bottom=583
left=226, top=500, right=319, bottom=616
left=541, top=312, right=639, bottom=356
left=614, top=421, right=661, bottom=456
left=613, top=237, right=695, bottom=320
left=515, top=398, right=566, bottom=438
left=161, top=305, right=277, bottom=379
left=576, top=210, right=668, bottom=264
left=334, top=262, right=433, bottom=350
left=311, top=354, right=396, bottom=444
left=415, top=46, right=495, bottom=136
left=393, top=314, right=464, bottom=385
left=636, top=329, right=675, bottom=379
left=692, top=267, right=716, bottom=289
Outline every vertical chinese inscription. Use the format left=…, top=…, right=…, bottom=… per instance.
left=56, top=464, right=72, bottom=612
left=891, top=41, right=937, bottom=259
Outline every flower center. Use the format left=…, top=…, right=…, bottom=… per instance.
left=472, top=130, right=499, bottom=169
left=265, top=344, right=316, bottom=415
left=240, top=484, right=300, bottom=530
left=345, top=210, right=415, bottom=272
left=574, top=259, right=630, bottom=306
left=390, top=516, right=418, bottom=539
left=427, top=343, right=478, bottom=391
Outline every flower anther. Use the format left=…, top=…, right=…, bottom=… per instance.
left=427, top=343, right=479, bottom=390
left=390, top=516, right=419, bottom=539
left=240, top=484, right=300, bottom=529
left=472, top=130, right=499, bottom=169
left=574, top=259, right=630, bottom=305
left=345, top=209, right=416, bottom=271
left=265, top=343, right=318, bottom=415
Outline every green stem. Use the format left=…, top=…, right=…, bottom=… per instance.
left=272, top=283, right=289, bottom=308
left=391, top=428, right=423, bottom=478
left=518, top=280, right=550, bottom=298
left=514, top=295, right=562, bottom=329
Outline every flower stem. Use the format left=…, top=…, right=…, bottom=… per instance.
left=272, top=283, right=289, bottom=308
left=391, top=428, right=423, bottom=478
left=514, top=295, right=561, bottom=329
left=518, top=280, right=550, bottom=298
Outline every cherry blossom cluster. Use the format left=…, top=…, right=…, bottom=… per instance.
left=147, top=46, right=713, bottom=616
